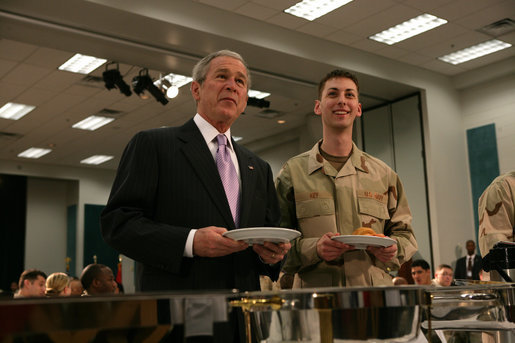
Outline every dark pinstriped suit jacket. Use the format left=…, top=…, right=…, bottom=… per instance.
left=454, top=254, right=482, bottom=280
left=101, top=118, right=281, bottom=292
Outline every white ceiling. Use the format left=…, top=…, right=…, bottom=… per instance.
left=0, top=0, right=513, bottom=170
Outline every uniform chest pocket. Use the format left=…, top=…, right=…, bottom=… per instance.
left=296, top=198, right=335, bottom=219
left=357, top=195, right=389, bottom=220
left=295, top=197, right=337, bottom=237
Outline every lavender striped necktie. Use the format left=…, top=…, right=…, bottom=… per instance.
left=216, top=134, right=240, bottom=227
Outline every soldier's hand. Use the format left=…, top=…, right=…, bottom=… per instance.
left=317, top=233, right=354, bottom=261
left=193, top=226, right=248, bottom=257
left=367, top=242, right=397, bottom=263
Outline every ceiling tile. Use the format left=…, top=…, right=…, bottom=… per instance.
left=250, top=0, right=297, bottom=11
left=430, top=0, right=496, bottom=21
left=0, top=59, right=18, bottom=78
left=265, top=12, right=306, bottom=29
left=297, top=22, right=338, bottom=38
left=416, top=31, right=492, bottom=58
left=398, top=0, right=455, bottom=12
left=344, top=4, right=421, bottom=37
left=0, top=39, right=38, bottom=61
left=197, top=0, right=248, bottom=11
left=2, top=64, right=52, bottom=87
left=23, top=47, right=73, bottom=69
left=325, top=29, right=362, bottom=45
left=235, top=2, right=277, bottom=20
left=455, top=0, right=515, bottom=31
left=316, top=0, right=396, bottom=29
left=0, top=82, right=26, bottom=102
left=394, top=23, right=468, bottom=52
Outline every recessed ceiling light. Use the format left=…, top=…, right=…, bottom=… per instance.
left=58, top=53, right=107, bottom=74
left=284, top=0, right=353, bottom=21
left=72, top=115, right=115, bottom=131
left=0, top=102, right=36, bottom=120
left=81, top=155, right=114, bottom=165
left=18, top=147, right=52, bottom=159
left=438, top=39, right=512, bottom=65
left=248, top=90, right=271, bottom=99
left=369, top=14, right=447, bottom=45
left=277, top=120, right=286, bottom=124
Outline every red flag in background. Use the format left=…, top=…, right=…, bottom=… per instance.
left=116, top=255, right=122, bottom=284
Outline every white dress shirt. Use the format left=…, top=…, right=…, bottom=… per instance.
left=183, top=114, right=241, bottom=257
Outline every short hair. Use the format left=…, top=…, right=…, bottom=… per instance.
left=411, top=259, right=430, bottom=271
left=466, top=240, right=475, bottom=245
left=317, top=69, right=360, bottom=99
left=80, top=264, right=108, bottom=290
left=18, top=269, right=47, bottom=289
left=436, top=264, right=453, bottom=271
left=45, top=272, right=70, bottom=296
left=192, top=49, right=251, bottom=89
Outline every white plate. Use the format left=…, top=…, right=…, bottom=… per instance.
left=331, top=235, right=396, bottom=249
left=223, top=227, right=300, bottom=245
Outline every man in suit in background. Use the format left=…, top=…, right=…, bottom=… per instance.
left=101, top=50, right=290, bottom=342
left=454, top=240, right=482, bottom=280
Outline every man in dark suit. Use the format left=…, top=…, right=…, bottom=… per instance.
left=101, top=50, right=291, bottom=342
left=454, top=240, right=482, bottom=280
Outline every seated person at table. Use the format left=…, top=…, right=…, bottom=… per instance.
left=80, top=264, right=117, bottom=295
left=411, top=259, right=432, bottom=285
left=13, top=269, right=47, bottom=298
left=432, top=264, right=453, bottom=287
left=45, top=272, right=72, bottom=297
left=69, top=276, right=84, bottom=296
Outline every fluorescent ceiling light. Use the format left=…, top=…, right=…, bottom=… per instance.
left=369, top=14, right=447, bottom=45
left=0, top=102, right=36, bottom=120
left=58, top=53, right=107, bottom=74
left=248, top=90, right=271, bottom=99
left=18, top=147, right=52, bottom=159
left=438, top=39, right=512, bottom=65
left=72, top=115, right=115, bottom=131
left=284, top=0, right=353, bottom=21
left=81, top=155, right=114, bottom=165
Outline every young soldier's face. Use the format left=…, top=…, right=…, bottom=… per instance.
left=314, top=77, right=362, bottom=132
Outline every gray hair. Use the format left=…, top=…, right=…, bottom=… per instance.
left=192, top=49, right=251, bottom=89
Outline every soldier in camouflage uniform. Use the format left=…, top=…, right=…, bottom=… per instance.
left=275, top=70, right=418, bottom=287
left=478, top=171, right=515, bottom=256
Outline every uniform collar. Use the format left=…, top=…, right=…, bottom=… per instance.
left=307, top=140, right=370, bottom=176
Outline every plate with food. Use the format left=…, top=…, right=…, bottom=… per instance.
left=223, top=227, right=301, bottom=245
left=331, top=227, right=396, bottom=249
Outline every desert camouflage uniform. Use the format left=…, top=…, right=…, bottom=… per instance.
left=276, top=141, right=417, bottom=287
left=478, top=171, right=515, bottom=256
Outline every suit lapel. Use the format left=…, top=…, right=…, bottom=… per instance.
left=178, top=120, right=235, bottom=228
left=235, top=143, right=256, bottom=229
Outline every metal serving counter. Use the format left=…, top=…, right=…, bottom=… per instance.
left=0, top=291, right=234, bottom=343
left=1, top=284, right=514, bottom=343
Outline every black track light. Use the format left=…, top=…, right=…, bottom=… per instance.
left=102, top=62, right=132, bottom=96
left=132, top=69, right=168, bottom=105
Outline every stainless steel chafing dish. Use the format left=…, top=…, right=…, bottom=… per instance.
left=422, top=283, right=515, bottom=332
left=230, top=286, right=427, bottom=343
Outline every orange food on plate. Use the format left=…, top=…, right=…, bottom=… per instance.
left=351, top=227, right=386, bottom=238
